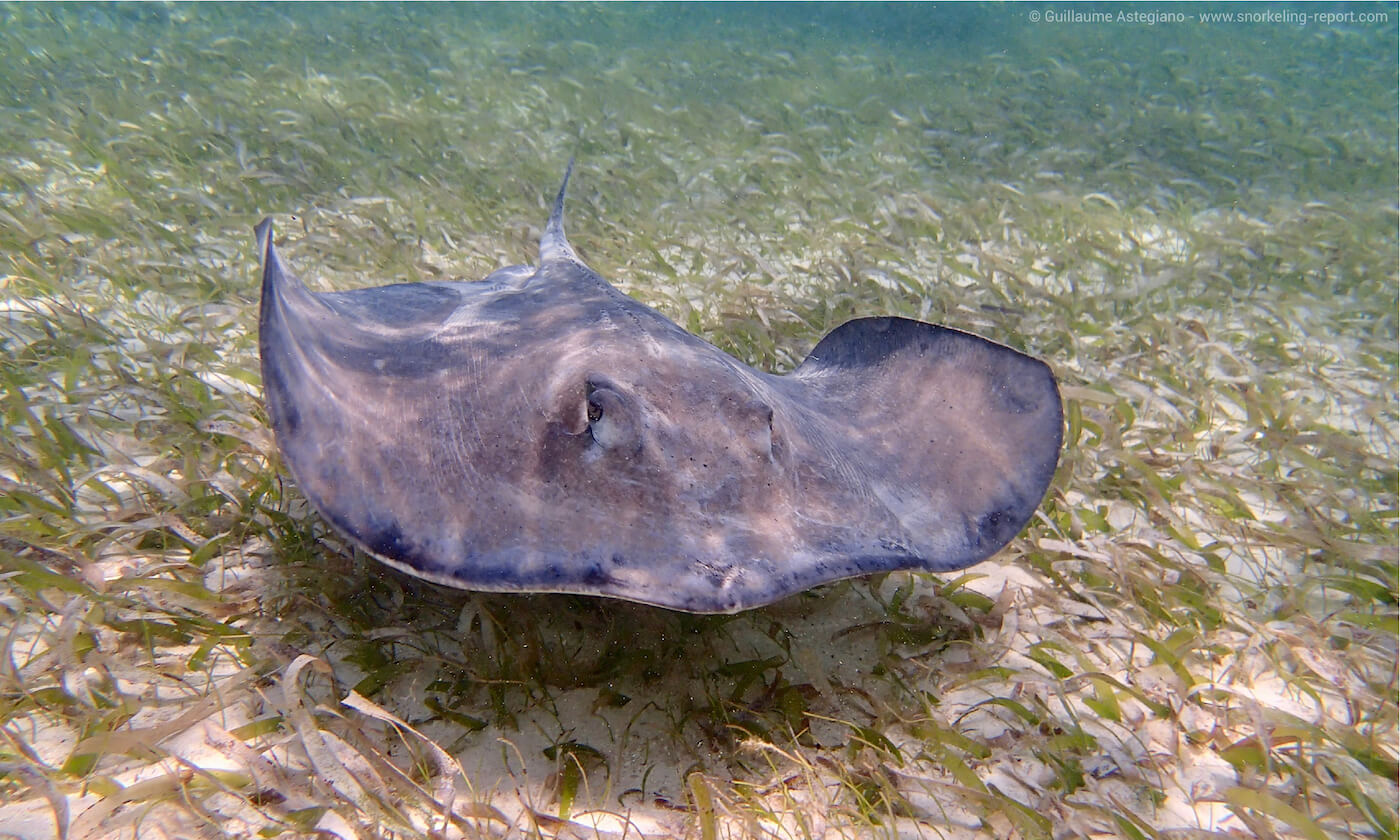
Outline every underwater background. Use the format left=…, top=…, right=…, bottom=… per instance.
left=0, top=3, right=1395, bottom=838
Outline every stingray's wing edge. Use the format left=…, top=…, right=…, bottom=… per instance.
left=791, top=316, right=1063, bottom=572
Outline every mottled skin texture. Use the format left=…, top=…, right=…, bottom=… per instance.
left=257, top=167, right=1062, bottom=613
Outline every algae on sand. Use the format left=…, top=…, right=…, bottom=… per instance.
left=0, top=3, right=1395, bottom=838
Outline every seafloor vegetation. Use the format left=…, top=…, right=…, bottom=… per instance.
left=0, top=3, right=1395, bottom=839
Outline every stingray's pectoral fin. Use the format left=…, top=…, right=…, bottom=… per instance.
left=255, top=216, right=485, bottom=585
left=256, top=218, right=311, bottom=309
left=794, top=317, right=1062, bottom=569
left=256, top=218, right=352, bottom=459
left=255, top=216, right=463, bottom=487
left=255, top=217, right=357, bottom=344
left=255, top=217, right=275, bottom=259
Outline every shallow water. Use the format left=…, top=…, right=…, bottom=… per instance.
left=1, top=3, right=1396, bottom=838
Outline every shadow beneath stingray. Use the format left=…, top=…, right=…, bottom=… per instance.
left=258, top=511, right=993, bottom=813
left=278, top=532, right=985, bottom=758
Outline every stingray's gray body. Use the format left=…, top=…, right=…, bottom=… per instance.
left=257, top=166, right=1062, bottom=613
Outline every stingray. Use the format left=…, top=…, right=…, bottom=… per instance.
left=256, top=165, right=1062, bottom=613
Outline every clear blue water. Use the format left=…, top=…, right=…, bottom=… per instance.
left=5, top=1, right=1393, bottom=214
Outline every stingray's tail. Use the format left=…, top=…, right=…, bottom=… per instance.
left=539, top=157, right=580, bottom=266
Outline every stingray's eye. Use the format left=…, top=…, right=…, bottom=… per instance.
left=584, top=379, right=642, bottom=454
